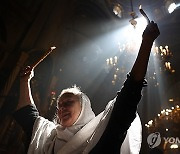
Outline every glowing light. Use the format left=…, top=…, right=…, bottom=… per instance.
left=169, top=98, right=174, bottom=102
left=161, top=109, right=165, bottom=114
left=106, top=59, right=109, bottom=65
left=114, top=74, right=117, bottom=80
left=166, top=109, right=172, bottom=112
left=157, top=45, right=174, bottom=61
left=110, top=57, right=113, bottom=65
left=145, top=124, right=150, bottom=127
left=51, top=46, right=56, bottom=50
left=148, top=120, right=153, bottom=125
left=129, top=18, right=137, bottom=27
left=170, top=144, right=178, bottom=149
left=114, top=56, right=118, bottom=63
left=160, top=46, right=163, bottom=51
left=51, top=91, right=56, bottom=95
left=165, top=62, right=171, bottom=70
left=113, top=3, right=123, bottom=18
left=119, top=17, right=147, bottom=55
left=168, top=3, right=177, bottom=13
left=146, top=105, right=180, bottom=136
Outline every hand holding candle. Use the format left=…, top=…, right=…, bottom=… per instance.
left=139, top=5, right=150, bottom=24
left=20, top=46, right=56, bottom=77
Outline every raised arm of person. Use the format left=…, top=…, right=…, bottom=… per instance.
left=14, top=66, right=39, bottom=152
left=130, top=21, right=160, bottom=81
left=16, top=66, right=35, bottom=110
left=89, top=22, right=160, bottom=154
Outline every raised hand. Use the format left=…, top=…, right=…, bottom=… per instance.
left=143, top=21, right=160, bottom=42
left=20, top=66, right=34, bottom=81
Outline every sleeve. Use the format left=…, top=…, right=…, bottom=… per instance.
left=112, top=73, right=147, bottom=131
left=90, top=74, right=146, bottom=154
left=13, top=104, right=39, bottom=151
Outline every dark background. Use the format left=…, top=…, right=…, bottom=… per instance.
left=0, top=0, right=180, bottom=153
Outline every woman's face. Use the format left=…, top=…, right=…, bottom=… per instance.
left=57, top=93, right=81, bottom=127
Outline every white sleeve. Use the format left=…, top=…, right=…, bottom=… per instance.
left=120, top=113, right=142, bottom=154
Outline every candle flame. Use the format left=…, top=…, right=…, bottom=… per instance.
left=51, top=46, right=56, bottom=50
left=139, top=5, right=142, bottom=9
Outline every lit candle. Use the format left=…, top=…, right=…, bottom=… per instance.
left=165, top=45, right=168, bottom=50
left=109, top=58, right=113, bottom=65
left=163, top=49, right=166, bottom=55
left=160, top=46, right=163, bottom=51
left=106, top=59, right=109, bottom=65
left=139, top=5, right=150, bottom=24
left=165, top=45, right=169, bottom=55
left=114, top=74, right=117, bottom=80
left=114, top=56, right=118, bottom=63
left=165, top=62, right=168, bottom=68
left=168, top=62, right=171, bottom=70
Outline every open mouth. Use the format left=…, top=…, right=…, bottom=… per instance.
left=61, top=113, right=70, bottom=120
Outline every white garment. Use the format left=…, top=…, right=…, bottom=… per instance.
left=120, top=114, right=142, bottom=154
left=28, top=97, right=142, bottom=154
left=54, top=93, right=96, bottom=153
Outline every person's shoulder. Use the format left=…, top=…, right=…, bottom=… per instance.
left=35, top=116, right=56, bottom=128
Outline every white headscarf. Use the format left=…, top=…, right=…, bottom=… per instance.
left=54, top=93, right=96, bottom=153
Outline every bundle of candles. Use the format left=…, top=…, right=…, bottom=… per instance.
left=139, top=5, right=150, bottom=24
left=32, top=46, right=56, bottom=69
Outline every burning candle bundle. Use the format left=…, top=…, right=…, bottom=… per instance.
left=32, top=46, right=56, bottom=69
left=139, top=5, right=150, bottom=24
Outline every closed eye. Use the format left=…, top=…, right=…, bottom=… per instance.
left=58, top=100, right=75, bottom=109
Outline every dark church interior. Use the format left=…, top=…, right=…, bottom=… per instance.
left=0, top=0, right=180, bottom=153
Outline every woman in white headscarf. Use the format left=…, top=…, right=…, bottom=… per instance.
left=14, top=21, right=160, bottom=154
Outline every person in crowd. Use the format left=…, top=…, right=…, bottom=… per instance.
left=14, top=21, right=160, bottom=154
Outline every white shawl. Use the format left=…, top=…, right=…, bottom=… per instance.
left=28, top=98, right=142, bottom=154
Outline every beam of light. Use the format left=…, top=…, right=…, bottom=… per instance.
left=127, top=19, right=174, bottom=128
left=55, top=19, right=150, bottom=112
left=54, top=18, right=162, bottom=116
left=117, top=17, right=147, bottom=55
left=55, top=20, right=124, bottom=113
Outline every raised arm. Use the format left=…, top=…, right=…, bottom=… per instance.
left=90, top=22, right=160, bottom=154
left=130, top=21, right=160, bottom=81
left=16, top=66, right=35, bottom=110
